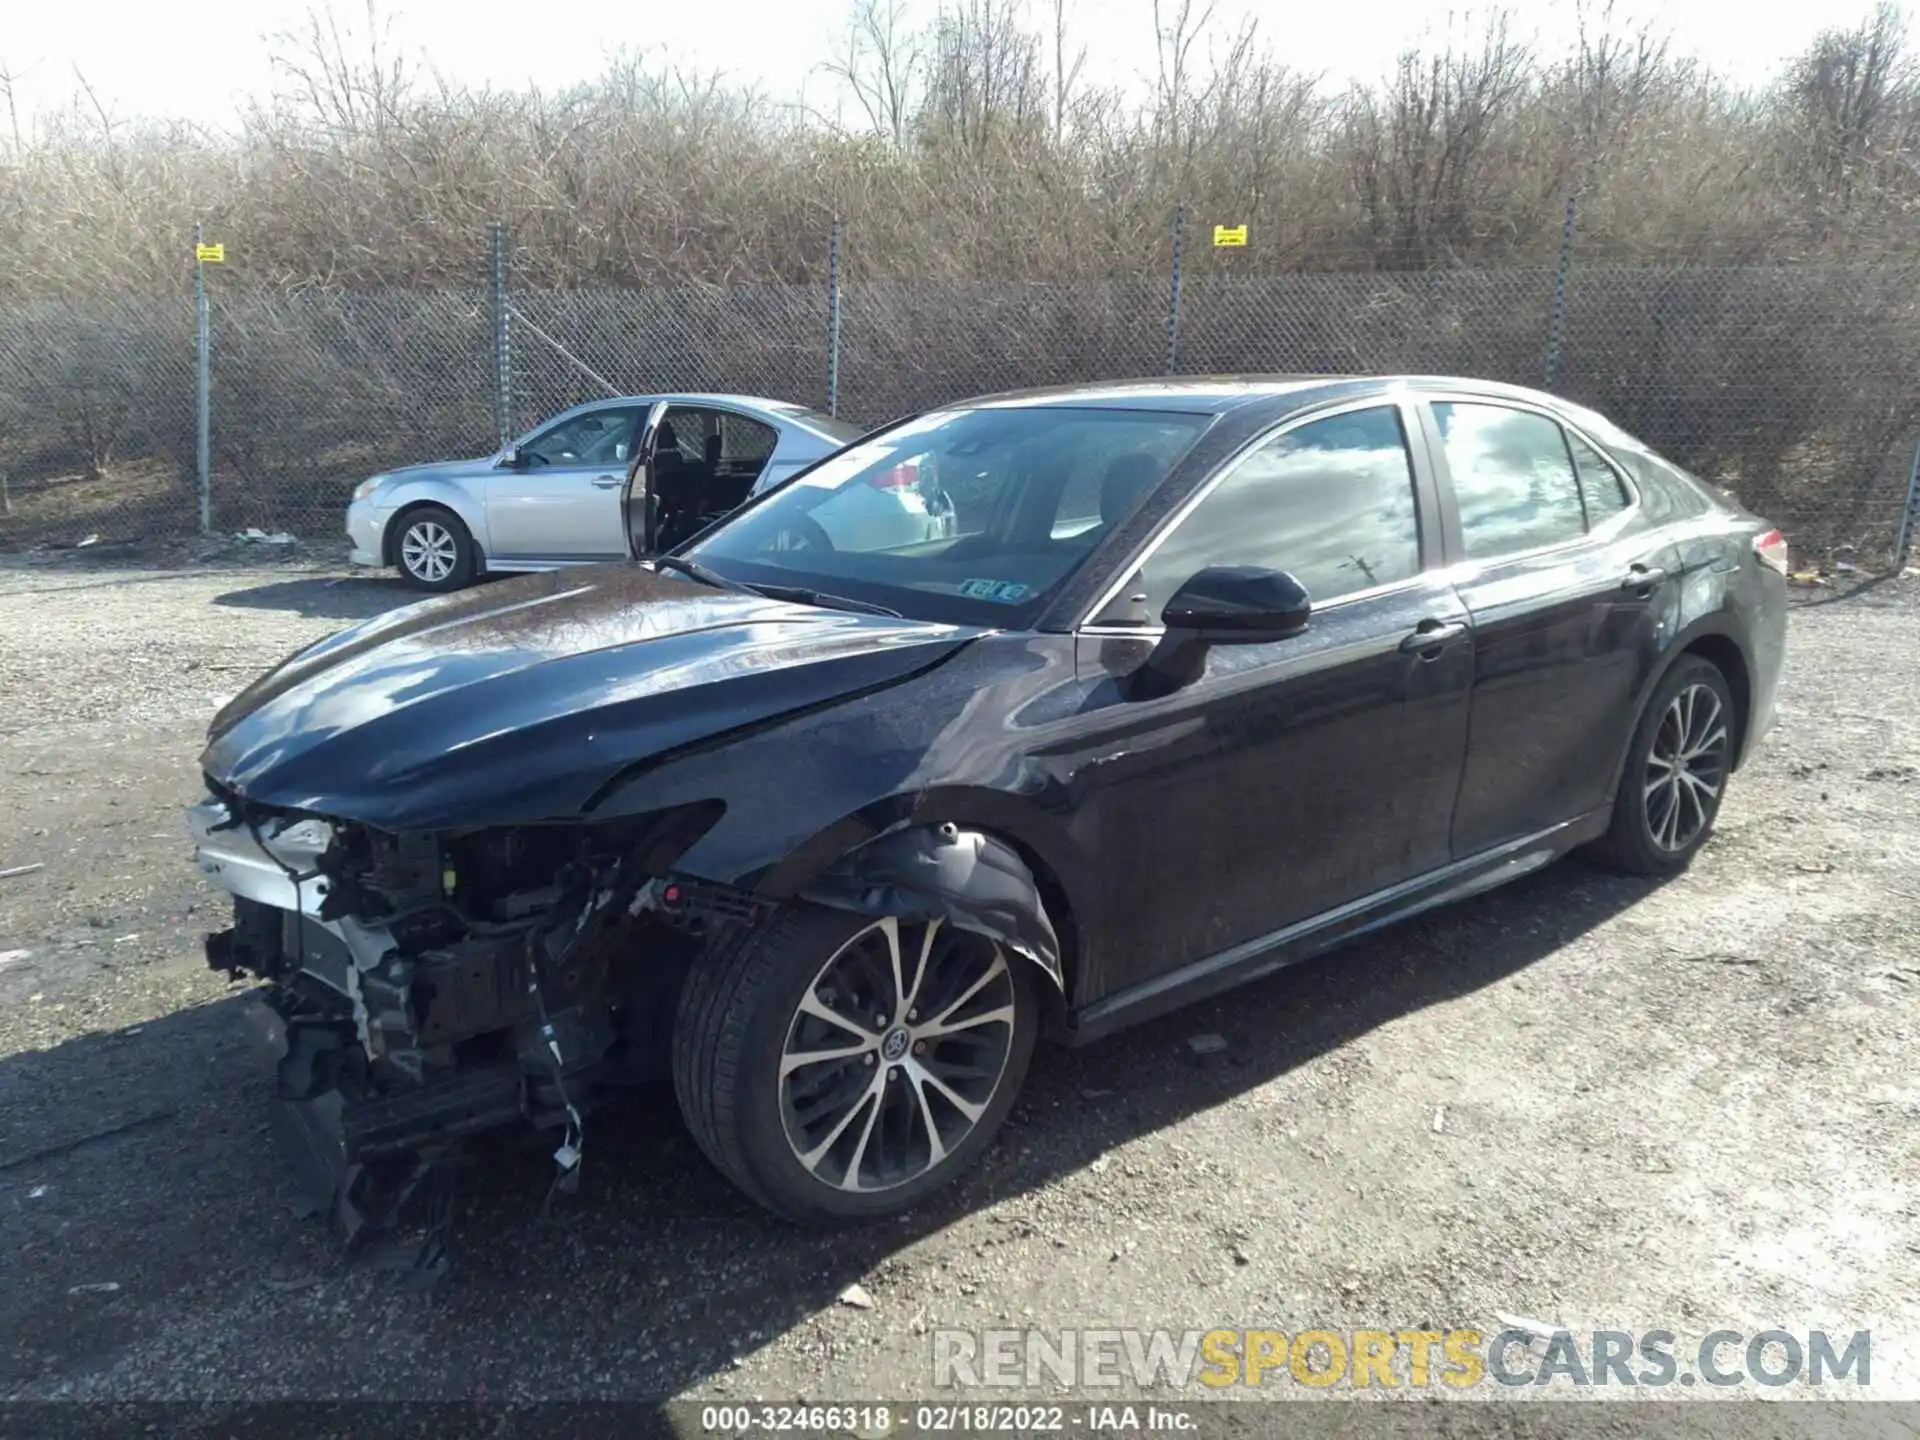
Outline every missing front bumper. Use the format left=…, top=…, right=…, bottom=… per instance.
left=239, top=987, right=523, bottom=1247
left=192, top=793, right=724, bottom=1249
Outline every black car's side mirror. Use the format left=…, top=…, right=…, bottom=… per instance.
left=1162, top=565, right=1313, bottom=639
left=1132, top=565, right=1312, bottom=696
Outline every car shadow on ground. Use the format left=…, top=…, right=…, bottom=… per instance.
left=0, top=855, right=1667, bottom=1399
left=210, top=575, right=415, bottom=622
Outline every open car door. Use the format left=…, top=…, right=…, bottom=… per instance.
left=624, top=400, right=671, bottom=557
left=631, top=404, right=778, bottom=554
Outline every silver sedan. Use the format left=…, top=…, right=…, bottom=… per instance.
left=347, top=393, right=950, bottom=591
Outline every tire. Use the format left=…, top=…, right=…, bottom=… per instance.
left=769, top=515, right=835, bottom=554
left=673, top=904, right=1039, bottom=1226
left=1590, top=654, right=1736, bottom=876
left=390, top=505, right=478, bottom=592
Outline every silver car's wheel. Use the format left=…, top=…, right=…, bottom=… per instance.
left=770, top=516, right=834, bottom=552
left=401, top=521, right=456, bottom=582
left=779, top=917, right=1016, bottom=1193
left=1644, top=682, right=1729, bottom=852
left=390, top=506, right=477, bottom=592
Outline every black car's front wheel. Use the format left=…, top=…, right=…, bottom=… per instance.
left=1593, top=654, right=1736, bottom=875
left=673, top=905, right=1038, bottom=1225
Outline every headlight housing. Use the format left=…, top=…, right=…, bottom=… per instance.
left=352, top=476, right=386, bottom=503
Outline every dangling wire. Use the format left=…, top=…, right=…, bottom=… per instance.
left=523, top=927, right=587, bottom=1215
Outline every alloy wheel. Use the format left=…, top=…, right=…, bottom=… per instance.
left=1644, top=681, right=1729, bottom=852
left=778, top=916, right=1016, bottom=1193
left=400, top=521, right=457, bottom=583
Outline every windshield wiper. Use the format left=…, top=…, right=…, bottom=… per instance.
left=653, top=557, right=903, bottom=618
left=749, top=583, right=903, bottom=619
left=650, top=554, right=750, bottom=592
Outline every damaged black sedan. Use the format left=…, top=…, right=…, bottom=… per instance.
left=192, top=376, right=1787, bottom=1235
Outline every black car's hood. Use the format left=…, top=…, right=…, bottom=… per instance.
left=201, top=566, right=981, bottom=831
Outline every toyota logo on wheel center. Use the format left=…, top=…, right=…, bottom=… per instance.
left=881, top=1026, right=911, bottom=1062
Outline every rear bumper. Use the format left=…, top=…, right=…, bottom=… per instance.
left=1741, top=572, right=1790, bottom=764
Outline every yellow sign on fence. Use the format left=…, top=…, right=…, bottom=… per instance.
left=196, top=243, right=226, bottom=263
left=1213, top=224, right=1248, bottom=247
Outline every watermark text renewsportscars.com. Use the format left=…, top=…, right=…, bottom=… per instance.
left=932, top=1327, right=1872, bottom=1391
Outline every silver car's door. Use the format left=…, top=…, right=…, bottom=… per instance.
left=485, top=405, right=644, bottom=559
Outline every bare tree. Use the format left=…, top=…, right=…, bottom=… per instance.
left=268, top=0, right=414, bottom=141
left=0, top=0, right=1915, bottom=304
left=1346, top=10, right=1534, bottom=265
left=0, top=56, right=31, bottom=152
left=920, top=0, right=1046, bottom=152
left=822, top=0, right=923, bottom=145
left=1185, top=29, right=1321, bottom=220
left=1568, top=0, right=1671, bottom=162
left=1780, top=1, right=1917, bottom=220
left=1153, top=0, right=1217, bottom=154
left=1050, top=0, right=1087, bottom=142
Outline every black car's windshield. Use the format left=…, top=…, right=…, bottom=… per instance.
left=686, top=406, right=1211, bottom=626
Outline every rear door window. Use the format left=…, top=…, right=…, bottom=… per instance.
left=1567, top=432, right=1631, bottom=526
left=1432, top=402, right=1587, bottom=560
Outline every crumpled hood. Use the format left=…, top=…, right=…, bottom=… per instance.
left=201, top=565, right=980, bottom=831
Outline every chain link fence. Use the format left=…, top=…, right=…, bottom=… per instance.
left=0, top=293, right=199, bottom=536
left=1, top=223, right=1916, bottom=565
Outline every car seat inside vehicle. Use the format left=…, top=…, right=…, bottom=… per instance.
left=649, top=412, right=766, bottom=551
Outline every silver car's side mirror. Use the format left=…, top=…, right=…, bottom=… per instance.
left=499, top=446, right=522, bottom=468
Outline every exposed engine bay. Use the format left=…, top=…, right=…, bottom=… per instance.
left=189, top=782, right=749, bottom=1259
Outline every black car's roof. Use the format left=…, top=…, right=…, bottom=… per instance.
left=961, top=374, right=1580, bottom=418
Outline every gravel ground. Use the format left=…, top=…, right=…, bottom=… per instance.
left=1, top=550, right=1915, bottom=1416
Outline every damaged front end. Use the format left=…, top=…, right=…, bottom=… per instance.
left=190, top=786, right=735, bottom=1254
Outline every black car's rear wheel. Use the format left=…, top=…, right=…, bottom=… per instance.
left=673, top=905, right=1038, bottom=1225
left=1592, top=655, right=1735, bottom=876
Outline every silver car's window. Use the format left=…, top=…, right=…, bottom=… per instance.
left=659, top=406, right=777, bottom=469
left=1433, top=402, right=1587, bottom=559
left=687, top=406, right=1210, bottom=625
left=520, top=408, right=641, bottom=467
left=721, top=412, right=779, bottom=464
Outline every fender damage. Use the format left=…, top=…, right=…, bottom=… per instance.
left=188, top=564, right=986, bottom=1254
left=799, top=824, right=1065, bottom=994
left=193, top=791, right=731, bottom=1255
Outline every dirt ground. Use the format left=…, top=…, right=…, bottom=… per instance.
left=1, top=548, right=1915, bottom=1416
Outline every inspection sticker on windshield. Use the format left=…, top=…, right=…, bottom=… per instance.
left=959, top=578, right=1031, bottom=603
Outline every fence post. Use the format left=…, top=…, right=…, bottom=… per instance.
left=1893, top=433, right=1920, bottom=571
left=194, top=220, right=212, bottom=534
left=489, top=223, right=513, bottom=449
left=1164, top=204, right=1185, bottom=375
left=1543, top=191, right=1578, bottom=390
left=826, top=216, right=843, bottom=418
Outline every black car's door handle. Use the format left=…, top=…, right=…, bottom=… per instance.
left=1399, top=619, right=1468, bottom=655
left=1621, top=563, right=1668, bottom=592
